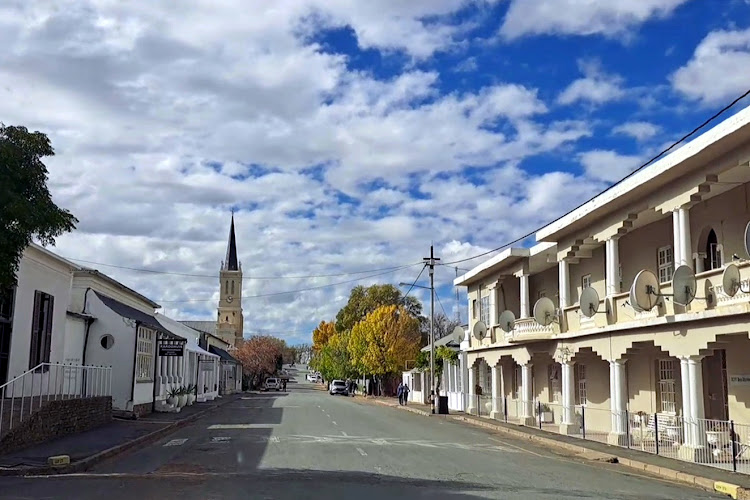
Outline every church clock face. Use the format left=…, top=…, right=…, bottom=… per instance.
left=226, top=295, right=233, bottom=303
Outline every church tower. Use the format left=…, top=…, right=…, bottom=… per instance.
left=216, top=214, right=244, bottom=346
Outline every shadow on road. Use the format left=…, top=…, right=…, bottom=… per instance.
left=0, top=468, right=497, bottom=500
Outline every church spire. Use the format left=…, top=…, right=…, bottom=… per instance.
left=224, top=213, right=239, bottom=271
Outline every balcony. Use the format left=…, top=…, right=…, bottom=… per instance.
left=507, top=317, right=559, bottom=343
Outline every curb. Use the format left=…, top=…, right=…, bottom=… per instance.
left=0, top=394, right=241, bottom=477
left=369, top=398, right=748, bottom=497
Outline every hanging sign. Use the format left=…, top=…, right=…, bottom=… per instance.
left=159, top=344, right=184, bottom=357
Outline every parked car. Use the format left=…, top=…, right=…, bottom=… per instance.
left=329, top=379, right=348, bottom=396
left=263, top=377, right=280, bottom=391
left=306, top=373, right=317, bottom=382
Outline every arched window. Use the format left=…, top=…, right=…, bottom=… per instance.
left=705, top=229, right=722, bottom=270
left=231, top=280, right=235, bottom=294
left=225, top=280, right=229, bottom=294
left=225, top=316, right=229, bottom=322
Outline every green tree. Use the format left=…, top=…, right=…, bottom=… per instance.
left=311, top=332, right=354, bottom=382
left=335, top=284, right=423, bottom=333
left=415, top=345, right=459, bottom=392
left=312, top=320, right=336, bottom=352
left=0, top=125, right=77, bottom=288
left=348, top=305, right=421, bottom=377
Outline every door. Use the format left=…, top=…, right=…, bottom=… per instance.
left=0, top=287, right=15, bottom=387
left=703, top=349, right=729, bottom=421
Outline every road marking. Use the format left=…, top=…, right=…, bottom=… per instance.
left=164, top=439, right=187, bottom=447
left=207, top=424, right=276, bottom=429
left=356, top=447, right=367, bottom=456
left=332, top=421, right=337, bottom=425
left=211, top=437, right=231, bottom=443
left=270, top=436, right=280, bottom=443
left=374, top=466, right=383, bottom=474
left=341, top=431, right=348, bottom=437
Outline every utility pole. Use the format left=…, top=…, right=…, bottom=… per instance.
left=423, top=245, right=440, bottom=414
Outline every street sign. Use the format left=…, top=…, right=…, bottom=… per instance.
left=159, top=344, right=184, bottom=357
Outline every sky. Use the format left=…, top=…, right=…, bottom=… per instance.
left=3, top=0, right=750, bottom=345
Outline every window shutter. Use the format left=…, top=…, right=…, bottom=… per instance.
left=43, top=295, right=53, bottom=363
left=29, top=291, right=42, bottom=368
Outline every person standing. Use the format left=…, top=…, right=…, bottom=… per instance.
left=403, top=383, right=410, bottom=405
left=397, top=382, right=404, bottom=405
left=282, top=378, right=287, bottom=392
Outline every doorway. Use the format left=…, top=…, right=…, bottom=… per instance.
left=703, top=349, right=729, bottom=421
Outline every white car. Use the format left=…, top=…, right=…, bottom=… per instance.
left=306, top=373, right=318, bottom=382
left=329, top=380, right=348, bottom=395
left=263, top=378, right=280, bottom=391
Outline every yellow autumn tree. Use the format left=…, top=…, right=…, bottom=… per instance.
left=348, top=304, right=421, bottom=377
left=312, top=320, right=336, bottom=352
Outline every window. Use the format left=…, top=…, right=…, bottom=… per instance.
left=136, top=328, right=154, bottom=381
left=706, top=230, right=722, bottom=270
left=513, top=365, right=522, bottom=399
left=480, top=295, right=490, bottom=326
left=581, top=274, right=591, bottom=290
left=658, top=359, right=677, bottom=414
left=29, top=291, right=53, bottom=369
left=225, top=280, right=229, bottom=295
left=548, top=363, right=561, bottom=403
left=575, top=364, right=587, bottom=406
left=100, top=334, right=115, bottom=349
left=485, top=364, right=492, bottom=394
left=657, top=245, right=674, bottom=284
left=231, top=280, right=235, bottom=295
left=472, top=299, right=478, bottom=321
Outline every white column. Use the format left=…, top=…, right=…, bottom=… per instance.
left=558, top=260, right=570, bottom=308
left=680, top=357, right=693, bottom=446
left=467, top=365, right=476, bottom=414
left=521, top=363, right=533, bottom=421
left=490, top=286, right=498, bottom=327
left=561, top=362, right=575, bottom=426
left=679, top=207, right=692, bottom=268
left=608, top=360, right=627, bottom=443
left=520, top=274, right=530, bottom=319
left=491, top=364, right=501, bottom=419
left=606, top=238, right=620, bottom=296
left=694, top=253, right=705, bottom=274
left=688, top=356, right=705, bottom=449
left=673, top=210, right=682, bottom=268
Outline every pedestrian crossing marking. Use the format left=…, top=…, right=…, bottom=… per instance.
left=270, top=436, right=280, bottom=443
left=164, top=439, right=187, bottom=447
left=207, top=424, right=277, bottom=429
left=210, top=437, right=231, bottom=443
left=356, top=447, right=367, bottom=456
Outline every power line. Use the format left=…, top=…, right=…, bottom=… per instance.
left=435, top=292, right=449, bottom=318
left=401, top=264, right=427, bottom=300
left=439, top=88, right=750, bottom=267
left=67, top=257, right=421, bottom=280
left=157, top=264, right=422, bottom=303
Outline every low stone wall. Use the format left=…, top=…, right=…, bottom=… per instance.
left=0, top=396, right=112, bottom=454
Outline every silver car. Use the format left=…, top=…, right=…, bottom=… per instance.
left=329, top=379, right=348, bottom=395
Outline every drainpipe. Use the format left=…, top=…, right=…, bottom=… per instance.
left=81, top=287, right=93, bottom=366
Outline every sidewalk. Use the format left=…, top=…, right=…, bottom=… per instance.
left=0, top=393, right=243, bottom=476
left=368, top=397, right=750, bottom=499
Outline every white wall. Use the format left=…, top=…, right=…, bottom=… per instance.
left=8, top=246, right=74, bottom=382
left=84, top=293, right=137, bottom=411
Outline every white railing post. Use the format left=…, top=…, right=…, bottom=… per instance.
left=20, top=374, right=26, bottom=422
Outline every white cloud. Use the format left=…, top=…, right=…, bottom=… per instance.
left=558, top=59, right=625, bottom=106
left=1, top=0, right=601, bottom=344
left=612, top=121, right=661, bottom=141
left=500, top=0, right=690, bottom=40
left=578, top=150, right=642, bottom=183
left=671, top=27, right=750, bottom=105
left=454, top=56, right=478, bottom=73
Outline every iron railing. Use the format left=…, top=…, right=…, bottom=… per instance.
left=0, top=363, right=112, bottom=437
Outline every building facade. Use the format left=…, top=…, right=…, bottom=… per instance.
left=455, top=105, right=750, bottom=459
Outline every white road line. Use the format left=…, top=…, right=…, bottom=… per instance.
left=374, top=466, right=383, bottom=474
left=356, top=447, right=367, bottom=456
left=341, top=431, right=348, bottom=437
left=211, top=437, right=231, bottom=443
left=164, top=438, right=187, bottom=447
left=208, top=424, right=276, bottom=429
left=332, top=421, right=337, bottom=425
left=270, top=436, right=280, bottom=443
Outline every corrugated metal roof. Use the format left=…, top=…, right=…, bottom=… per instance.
left=95, top=292, right=180, bottom=340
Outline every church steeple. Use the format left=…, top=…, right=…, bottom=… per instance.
left=223, top=213, right=239, bottom=271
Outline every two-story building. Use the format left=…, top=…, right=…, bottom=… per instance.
left=455, top=105, right=750, bottom=462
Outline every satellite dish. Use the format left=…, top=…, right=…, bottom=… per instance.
left=722, top=263, right=741, bottom=297
left=672, top=265, right=697, bottom=306
left=579, top=287, right=600, bottom=318
left=745, top=221, right=750, bottom=258
left=472, top=321, right=487, bottom=340
left=533, top=297, right=557, bottom=326
left=452, top=325, right=466, bottom=343
left=498, top=310, right=516, bottom=333
left=630, top=269, right=660, bottom=311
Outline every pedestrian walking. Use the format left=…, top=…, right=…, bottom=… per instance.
left=397, top=382, right=404, bottom=405
left=351, top=380, right=358, bottom=397
left=403, top=383, right=410, bottom=405
left=282, top=378, right=287, bottom=392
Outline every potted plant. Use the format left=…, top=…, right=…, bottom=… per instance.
left=177, top=386, right=188, bottom=407
left=167, top=386, right=179, bottom=406
left=186, top=384, right=196, bottom=405
left=536, top=403, right=554, bottom=423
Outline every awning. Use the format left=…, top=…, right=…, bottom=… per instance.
left=95, top=292, right=182, bottom=341
left=209, top=345, right=239, bottom=363
left=155, top=314, right=218, bottom=358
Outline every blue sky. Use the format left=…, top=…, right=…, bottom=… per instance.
left=2, top=0, right=750, bottom=344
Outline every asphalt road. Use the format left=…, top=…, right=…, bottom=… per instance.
left=0, top=366, right=723, bottom=499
